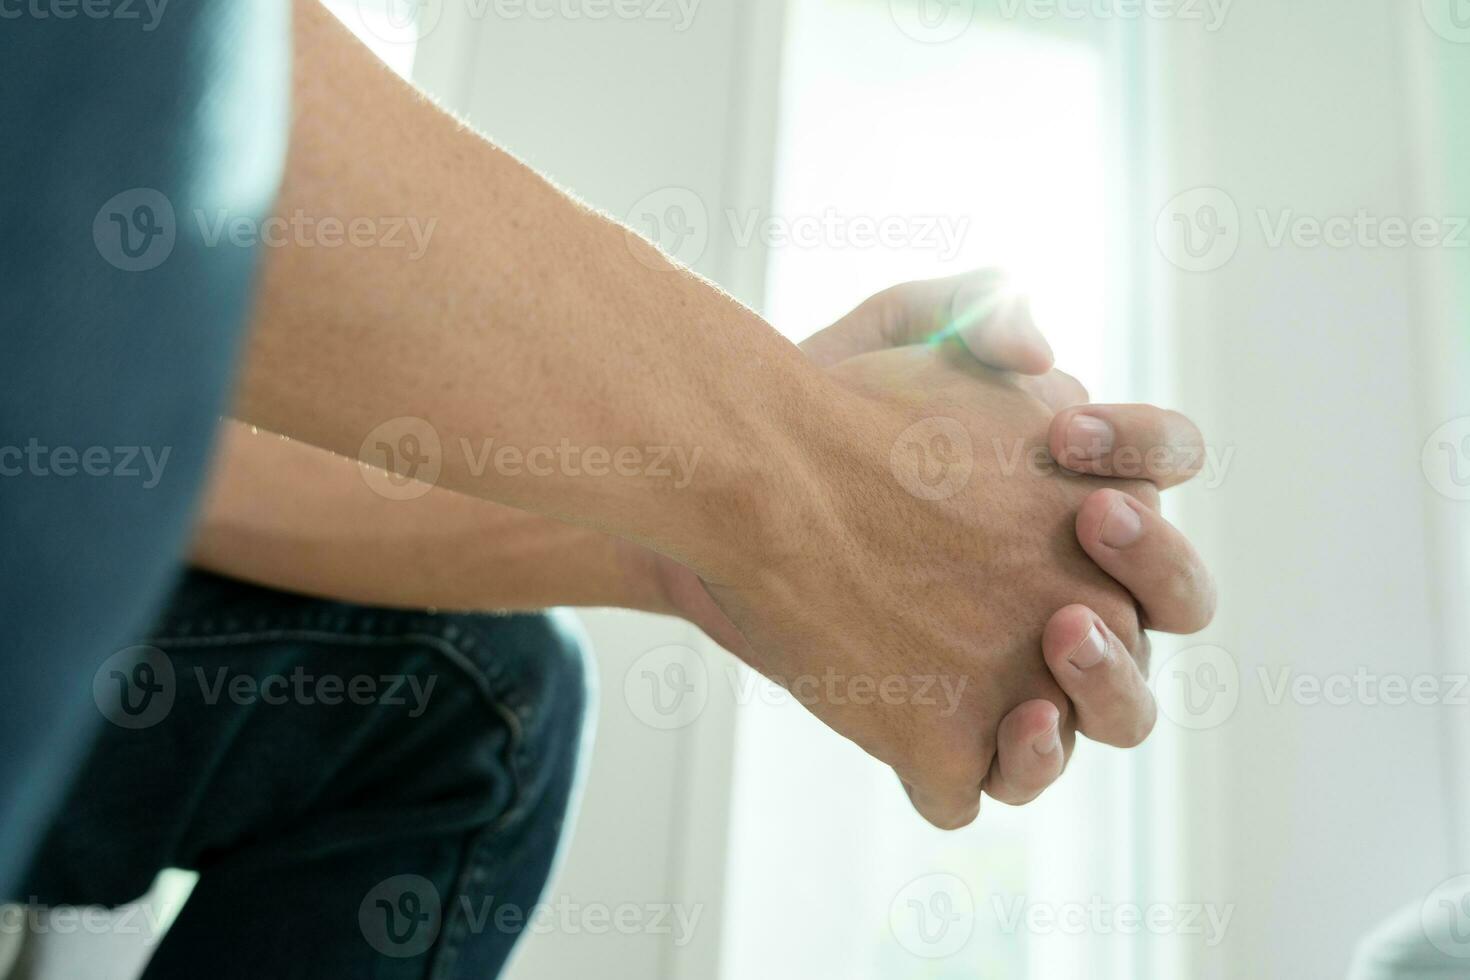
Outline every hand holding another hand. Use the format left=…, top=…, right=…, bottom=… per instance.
left=658, top=271, right=1215, bottom=828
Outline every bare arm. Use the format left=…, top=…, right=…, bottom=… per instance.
left=236, top=0, right=832, bottom=584
left=225, top=2, right=1212, bottom=829
left=192, top=420, right=673, bottom=615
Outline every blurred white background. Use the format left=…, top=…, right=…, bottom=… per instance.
left=319, top=2, right=1470, bottom=978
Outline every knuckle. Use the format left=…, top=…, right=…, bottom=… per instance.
left=925, top=802, right=981, bottom=831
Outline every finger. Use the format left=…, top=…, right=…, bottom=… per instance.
left=893, top=737, right=991, bottom=830
left=800, top=269, right=1054, bottom=373
left=949, top=279, right=1054, bottom=375
left=897, top=773, right=983, bottom=831
left=1048, top=404, right=1205, bottom=489
left=982, top=699, right=1072, bottom=805
left=1076, top=489, right=1217, bottom=634
left=1043, top=605, right=1157, bottom=748
left=1017, top=368, right=1090, bottom=412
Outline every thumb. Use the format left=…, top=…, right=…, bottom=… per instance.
left=799, top=269, right=1053, bottom=373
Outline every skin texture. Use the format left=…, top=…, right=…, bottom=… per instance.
left=219, top=5, right=1217, bottom=827
left=697, top=342, right=1153, bottom=827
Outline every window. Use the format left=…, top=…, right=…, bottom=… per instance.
left=321, top=0, right=421, bottom=78
left=720, top=3, right=1150, bottom=977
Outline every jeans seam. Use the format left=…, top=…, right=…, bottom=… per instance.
left=151, top=619, right=564, bottom=978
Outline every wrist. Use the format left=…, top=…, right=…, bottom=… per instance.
left=664, top=344, right=860, bottom=590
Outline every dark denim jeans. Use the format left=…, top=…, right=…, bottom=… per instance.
left=20, top=571, right=590, bottom=979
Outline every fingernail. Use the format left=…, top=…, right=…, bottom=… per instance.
left=1068, top=624, right=1108, bottom=669
left=1065, top=414, right=1114, bottom=459
left=1033, top=719, right=1061, bottom=756
left=1099, top=498, right=1144, bottom=549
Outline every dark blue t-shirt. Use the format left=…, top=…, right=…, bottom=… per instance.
left=0, top=0, right=288, bottom=890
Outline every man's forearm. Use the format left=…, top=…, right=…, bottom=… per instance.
left=235, top=1, right=842, bottom=583
left=192, top=421, right=676, bottom=615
